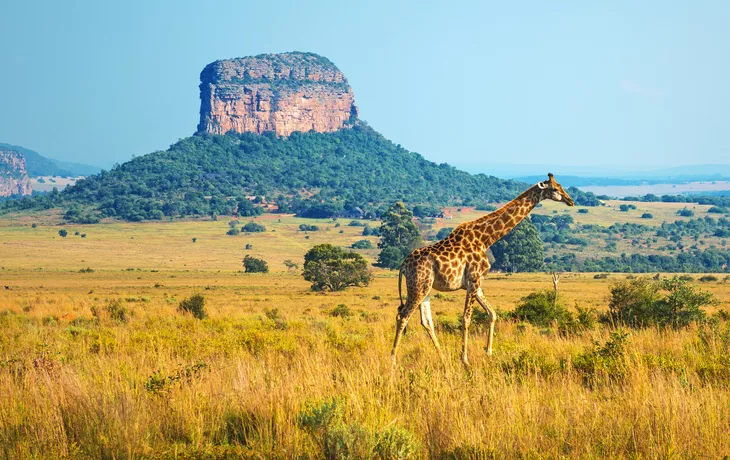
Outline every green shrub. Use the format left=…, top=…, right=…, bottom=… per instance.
left=243, top=255, right=269, bottom=273
left=573, top=330, right=630, bottom=386
left=79, top=267, right=94, bottom=273
left=708, top=206, right=728, bottom=214
left=436, top=227, right=454, bottom=240
left=699, top=275, right=718, bottom=283
left=92, top=299, right=129, bottom=323
left=593, top=273, right=610, bottom=279
left=58, top=229, right=68, bottom=237
left=350, top=240, right=372, bottom=249
left=330, top=304, right=352, bottom=318
left=299, top=224, right=320, bottom=232
left=608, top=277, right=716, bottom=328
left=242, top=222, right=266, bottom=233
left=511, top=290, right=571, bottom=327
left=677, top=208, right=694, bottom=217
left=297, top=399, right=419, bottom=460
left=226, top=227, right=240, bottom=236
left=641, top=213, right=653, bottom=219
left=374, top=426, right=421, bottom=459
left=578, top=209, right=589, bottom=214
left=178, top=294, right=207, bottom=319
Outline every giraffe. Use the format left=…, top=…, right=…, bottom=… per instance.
left=391, top=173, right=574, bottom=367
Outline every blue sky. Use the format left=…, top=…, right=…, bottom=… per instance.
left=1, top=1, right=729, bottom=173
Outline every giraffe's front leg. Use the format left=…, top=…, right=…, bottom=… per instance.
left=475, top=287, right=497, bottom=356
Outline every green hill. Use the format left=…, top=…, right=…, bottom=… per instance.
left=3, top=123, right=599, bottom=222
left=0, top=143, right=100, bottom=177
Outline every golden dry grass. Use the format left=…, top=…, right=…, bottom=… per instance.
left=1, top=269, right=730, bottom=458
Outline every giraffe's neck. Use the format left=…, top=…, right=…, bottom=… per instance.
left=472, top=186, right=542, bottom=248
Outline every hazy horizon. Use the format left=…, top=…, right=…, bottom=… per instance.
left=2, top=1, right=729, bottom=171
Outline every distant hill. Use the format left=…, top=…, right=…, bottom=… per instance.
left=53, top=124, right=533, bottom=221
left=0, top=143, right=100, bottom=177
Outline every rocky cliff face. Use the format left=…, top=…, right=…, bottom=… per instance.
left=198, top=52, right=358, bottom=136
left=0, top=149, right=32, bottom=196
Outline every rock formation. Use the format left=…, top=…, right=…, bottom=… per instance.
left=198, top=52, right=358, bottom=136
left=0, top=149, right=32, bottom=196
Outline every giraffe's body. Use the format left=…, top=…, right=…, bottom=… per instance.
left=391, top=174, right=574, bottom=367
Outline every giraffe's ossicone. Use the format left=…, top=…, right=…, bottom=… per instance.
left=391, top=173, right=574, bottom=368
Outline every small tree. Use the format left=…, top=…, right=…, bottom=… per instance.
left=243, top=255, right=269, bottom=273
left=490, top=219, right=544, bottom=273
left=377, top=202, right=422, bottom=269
left=58, top=229, right=68, bottom=237
left=303, top=244, right=372, bottom=291
left=283, top=259, right=299, bottom=271
left=242, top=222, right=266, bottom=233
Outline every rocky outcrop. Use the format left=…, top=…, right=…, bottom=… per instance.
left=0, top=149, right=32, bottom=196
left=198, top=52, right=358, bottom=136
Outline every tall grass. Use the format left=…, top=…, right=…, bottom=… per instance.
left=1, top=272, right=729, bottom=458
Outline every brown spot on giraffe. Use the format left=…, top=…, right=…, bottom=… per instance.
left=391, top=173, right=574, bottom=368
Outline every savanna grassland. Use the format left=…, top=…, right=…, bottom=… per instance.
left=2, top=214, right=730, bottom=458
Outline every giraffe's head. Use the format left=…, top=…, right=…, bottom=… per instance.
left=537, top=173, right=574, bottom=206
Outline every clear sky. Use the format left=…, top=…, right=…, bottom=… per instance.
left=1, top=1, right=729, bottom=173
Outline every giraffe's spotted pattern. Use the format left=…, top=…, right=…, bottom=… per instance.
left=391, top=174, right=574, bottom=367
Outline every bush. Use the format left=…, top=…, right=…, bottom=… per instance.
left=511, top=290, right=571, bottom=327
left=297, top=399, right=420, bottom=460
left=178, top=294, right=207, bottom=319
left=303, top=244, right=372, bottom=291
left=81, top=233, right=86, bottom=238
left=677, top=208, right=695, bottom=217
left=641, top=213, right=653, bottom=219
left=58, top=229, right=68, bottom=237
left=330, top=304, right=352, bottom=318
left=578, top=209, right=589, bottom=214
left=350, top=240, right=372, bottom=249
left=608, top=277, right=716, bottom=328
left=226, top=227, right=240, bottom=236
left=573, top=330, right=630, bottom=386
left=91, top=299, right=129, bottom=323
left=243, top=255, right=269, bottom=273
left=699, top=275, right=718, bottom=283
left=619, top=204, right=630, bottom=212
left=708, top=206, right=728, bottom=214
left=242, top=222, right=266, bottom=233
left=299, top=224, right=320, bottom=232
left=436, top=227, right=454, bottom=240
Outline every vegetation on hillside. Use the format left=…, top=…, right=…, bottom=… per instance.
left=1, top=125, right=601, bottom=222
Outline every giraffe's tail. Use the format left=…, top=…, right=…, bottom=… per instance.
left=398, top=264, right=405, bottom=310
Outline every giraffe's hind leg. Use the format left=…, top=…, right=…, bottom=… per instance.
left=419, top=296, right=446, bottom=367
left=475, top=287, right=497, bottom=356
left=391, top=272, right=432, bottom=368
